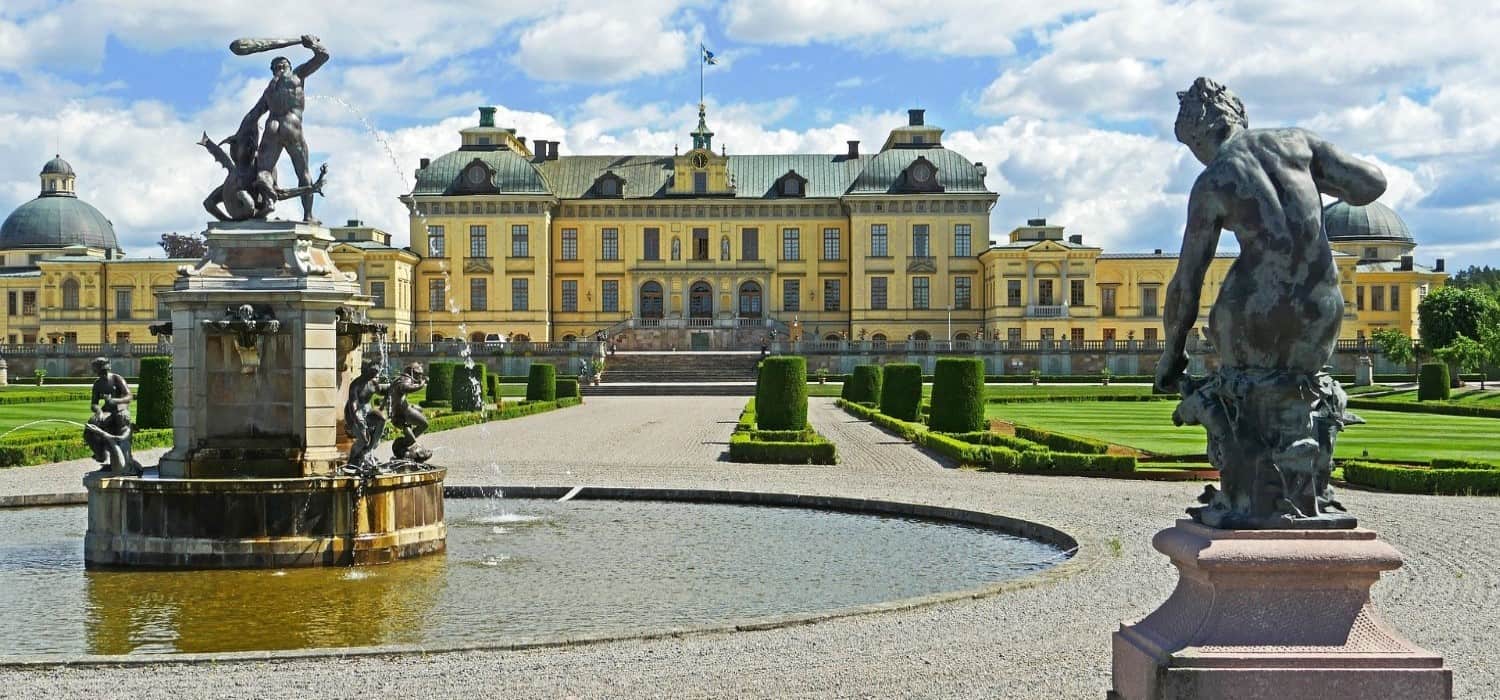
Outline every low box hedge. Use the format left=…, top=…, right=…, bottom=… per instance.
left=1013, top=425, right=1109, bottom=454
left=1346, top=398, right=1500, bottom=419
left=1343, top=460, right=1500, bottom=496
left=0, top=389, right=92, bottom=404
left=555, top=377, right=581, bottom=399
left=728, top=430, right=837, bottom=465
left=947, top=431, right=1045, bottom=452
left=0, top=428, right=173, bottom=468
left=1430, top=458, right=1497, bottom=470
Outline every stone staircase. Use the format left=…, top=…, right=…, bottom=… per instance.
left=583, top=352, right=760, bottom=396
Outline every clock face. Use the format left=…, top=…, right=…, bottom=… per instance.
left=911, top=163, right=932, bottom=183
left=465, top=166, right=487, bottom=185
left=692, top=153, right=709, bottom=169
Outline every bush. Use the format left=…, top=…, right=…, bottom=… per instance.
left=880, top=363, right=923, bottom=421
left=1346, top=398, right=1500, bottom=419
left=929, top=358, right=985, bottom=433
left=526, top=363, right=557, bottom=402
left=0, top=389, right=92, bottom=404
left=1418, top=363, right=1450, bottom=401
left=0, top=428, right=172, bottom=468
left=728, top=430, right=837, bottom=465
left=450, top=363, right=487, bottom=412
left=1014, top=425, right=1109, bottom=454
left=1431, top=458, right=1497, bottom=470
left=755, top=356, right=808, bottom=430
left=845, top=365, right=883, bottom=404
left=486, top=373, right=500, bottom=400
left=425, top=362, right=457, bottom=408
left=555, top=376, right=581, bottom=399
left=135, top=356, right=173, bottom=429
left=949, top=431, right=1044, bottom=452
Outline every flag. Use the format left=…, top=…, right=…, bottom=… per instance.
left=701, top=44, right=718, bottom=65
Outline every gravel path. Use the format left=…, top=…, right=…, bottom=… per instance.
left=1, top=397, right=1495, bottom=699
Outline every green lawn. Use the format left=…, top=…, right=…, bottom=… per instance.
left=1358, top=386, right=1500, bottom=405
left=0, top=399, right=94, bottom=440
left=985, top=400, right=1500, bottom=463
left=807, top=382, right=1155, bottom=398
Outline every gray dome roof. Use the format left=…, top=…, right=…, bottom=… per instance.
left=1323, top=200, right=1413, bottom=243
left=40, top=155, right=74, bottom=176
left=0, top=194, right=119, bottom=250
left=413, top=149, right=548, bottom=196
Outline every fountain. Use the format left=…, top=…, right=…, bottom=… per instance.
left=81, top=34, right=446, bottom=568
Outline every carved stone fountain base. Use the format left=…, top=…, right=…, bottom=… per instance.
left=1110, top=520, right=1450, bottom=700
left=83, top=467, right=446, bottom=568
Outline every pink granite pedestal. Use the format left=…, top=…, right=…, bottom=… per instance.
left=1110, top=520, right=1451, bottom=700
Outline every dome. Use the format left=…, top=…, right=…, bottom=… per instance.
left=1322, top=200, right=1413, bottom=243
left=0, top=195, right=119, bottom=251
left=40, top=155, right=74, bottom=176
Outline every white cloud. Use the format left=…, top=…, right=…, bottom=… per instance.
left=512, top=7, right=691, bottom=83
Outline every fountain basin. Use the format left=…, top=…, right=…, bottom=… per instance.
left=82, top=468, right=446, bottom=568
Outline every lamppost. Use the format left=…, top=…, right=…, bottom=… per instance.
left=946, top=305, right=953, bottom=342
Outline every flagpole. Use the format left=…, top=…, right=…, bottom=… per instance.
left=699, top=44, right=704, bottom=106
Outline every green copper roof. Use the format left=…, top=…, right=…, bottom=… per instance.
left=0, top=193, right=118, bottom=250
left=726, top=154, right=869, bottom=198
left=412, top=149, right=549, bottom=196
left=536, top=156, right=674, bottom=199
left=848, top=148, right=989, bottom=194
left=1323, top=200, right=1413, bottom=243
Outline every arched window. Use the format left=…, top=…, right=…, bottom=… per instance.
left=871, top=333, right=887, bottom=349
left=912, top=330, right=931, bottom=341
left=61, top=278, right=80, bottom=310
left=689, top=281, right=713, bottom=318
left=784, top=178, right=801, bottom=196
left=562, top=334, right=577, bottom=342
left=824, top=333, right=841, bottom=341
left=954, top=332, right=971, bottom=341
left=431, top=333, right=445, bottom=342
left=470, top=331, right=485, bottom=343
left=512, top=334, right=530, bottom=342
left=640, top=281, right=664, bottom=319
left=738, top=281, right=762, bottom=318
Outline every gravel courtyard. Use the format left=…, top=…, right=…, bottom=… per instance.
left=1, top=396, right=1495, bottom=699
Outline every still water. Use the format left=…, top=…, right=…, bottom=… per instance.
left=0, top=499, right=1063, bottom=656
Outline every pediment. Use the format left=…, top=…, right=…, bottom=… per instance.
left=453, top=158, right=498, bottom=195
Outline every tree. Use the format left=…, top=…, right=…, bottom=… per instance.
left=1418, top=286, right=1500, bottom=355
left=1450, top=265, right=1500, bottom=298
left=1434, top=334, right=1489, bottom=389
left=158, top=232, right=207, bottom=258
left=1369, top=328, right=1415, bottom=366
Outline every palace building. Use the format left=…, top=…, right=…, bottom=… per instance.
left=0, top=109, right=1448, bottom=354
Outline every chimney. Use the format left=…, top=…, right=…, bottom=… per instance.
left=548, top=141, right=560, bottom=160
left=532, top=140, right=549, bottom=161
left=517, top=136, right=527, bottom=148
left=1399, top=255, right=1413, bottom=271
left=908, top=109, right=925, bottom=126
left=1435, top=258, right=1446, bottom=272
left=847, top=140, right=860, bottom=158
left=419, top=157, right=430, bottom=169
left=1069, top=234, right=1083, bottom=245
left=1027, top=218, right=1047, bottom=227
left=346, top=219, right=362, bottom=227
left=478, top=106, right=496, bottom=128
left=1154, top=248, right=1163, bottom=255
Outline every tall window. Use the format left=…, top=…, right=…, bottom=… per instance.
left=954, top=224, right=972, bottom=257
left=5, top=291, right=13, bottom=316
left=1356, top=286, right=1365, bottom=311
left=21, top=291, right=36, bottom=316
left=1038, top=279, right=1055, bottom=306
left=469, top=225, right=487, bottom=258
left=370, top=281, right=386, bottom=309
left=561, top=228, right=578, bottom=260
left=427, top=225, right=445, bottom=256
left=640, top=282, right=664, bottom=318
left=783, top=279, right=800, bottom=312
left=511, top=224, right=528, bottom=257
left=511, top=278, right=528, bottom=311
left=1390, top=285, right=1401, bottom=311
left=693, top=171, right=708, bottom=194
left=1070, top=279, right=1085, bottom=306
left=823, top=228, right=841, bottom=260
left=954, top=277, right=971, bottom=310
left=1102, top=286, right=1117, bottom=316
left=1071, top=328, right=1085, bottom=344
left=693, top=228, right=709, bottom=260
left=912, top=224, right=930, bottom=257
left=61, top=278, right=80, bottom=310
left=823, top=279, right=841, bottom=311
left=1007, top=280, right=1021, bottom=307
left=1144, top=327, right=1159, bottom=341
left=782, top=228, right=800, bottom=260
left=742, top=228, right=759, bottom=260
left=739, top=282, right=762, bottom=317
left=912, top=277, right=930, bottom=310
left=643, top=228, right=660, bottom=260
left=1371, top=285, right=1385, bottom=311
left=561, top=280, right=578, bottom=312
left=114, top=289, right=132, bottom=320
left=601, top=280, right=619, bottom=313
left=428, top=278, right=446, bottom=311
left=469, top=277, right=488, bottom=311
left=871, top=277, right=888, bottom=310
left=1141, top=287, right=1159, bottom=317
left=870, top=224, right=889, bottom=256
left=601, top=228, right=620, bottom=260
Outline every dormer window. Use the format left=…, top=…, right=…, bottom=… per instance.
left=773, top=170, right=809, bottom=198
left=455, top=158, right=497, bottom=194
left=901, top=156, right=943, bottom=193
left=593, top=171, right=625, bottom=198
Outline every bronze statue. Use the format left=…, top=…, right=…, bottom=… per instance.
left=85, top=357, right=142, bottom=475
left=344, top=360, right=388, bottom=474
left=201, top=35, right=330, bottom=223
left=1155, top=77, right=1384, bottom=529
left=388, top=362, right=432, bottom=463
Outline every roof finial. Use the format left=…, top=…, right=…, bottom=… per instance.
left=691, top=102, right=714, bottom=151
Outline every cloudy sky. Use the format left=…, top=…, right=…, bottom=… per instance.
left=1, top=0, right=1496, bottom=268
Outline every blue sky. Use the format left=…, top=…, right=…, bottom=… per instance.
left=1, top=1, right=1497, bottom=270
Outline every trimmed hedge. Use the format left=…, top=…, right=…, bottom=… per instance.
left=987, top=394, right=1176, bottom=404
left=736, top=398, right=757, bottom=433
left=486, top=373, right=501, bottom=400
left=1418, top=363, right=1450, bottom=401
left=1343, top=460, right=1500, bottom=496
left=135, top=356, right=173, bottom=429
left=929, top=358, right=985, bottom=433
left=948, top=431, right=1044, bottom=452
left=1431, top=458, right=1497, bottom=470
left=425, top=362, right=457, bottom=408
left=1013, top=424, right=1109, bottom=454
left=845, top=365, right=883, bottom=404
left=450, top=363, right=487, bottom=412
left=555, top=376, right=581, bottom=399
left=880, top=363, right=924, bottom=421
left=0, top=389, right=92, bottom=404
left=1346, top=398, right=1500, bottom=419
left=0, top=428, right=172, bottom=468
left=755, top=356, right=808, bottom=430
left=526, top=363, right=557, bottom=402
left=728, top=429, right=837, bottom=465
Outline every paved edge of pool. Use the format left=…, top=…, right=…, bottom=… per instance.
left=0, top=485, right=1098, bottom=668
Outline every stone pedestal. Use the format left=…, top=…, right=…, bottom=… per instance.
left=1111, top=520, right=1450, bottom=700
left=156, top=220, right=365, bottom=479
left=1356, top=355, right=1375, bottom=386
